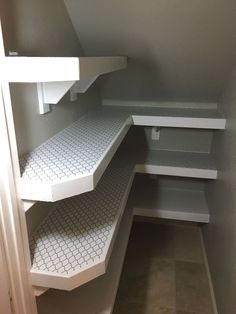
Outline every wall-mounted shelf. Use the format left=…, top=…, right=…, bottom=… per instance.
left=30, top=147, right=212, bottom=293
left=30, top=154, right=134, bottom=290
left=135, top=150, right=217, bottom=179
left=36, top=199, right=133, bottom=314
left=19, top=110, right=131, bottom=202
left=131, top=175, right=209, bottom=223
left=3, top=56, right=127, bottom=113
left=103, top=101, right=226, bottom=129
left=20, top=101, right=224, bottom=203
left=4, top=56, right=127, bottom=83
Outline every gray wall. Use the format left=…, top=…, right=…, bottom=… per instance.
left=65, top=0, right=236, bottom=102
left=1, top=0, right=100, bottom=155
left=203, top=66, right=236, bottom=314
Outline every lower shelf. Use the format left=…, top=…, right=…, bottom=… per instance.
left=30, top=153, right=134, bottom=290
left=131, top=175, right=209, bottom=223
left=37, top=201, right=134, bottom=314
left=30, top=150, right=211, bottom=293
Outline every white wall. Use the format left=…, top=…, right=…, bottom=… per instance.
left=1, top=0, right=100, bottom=155
left=65, top=0, right=236, bottom=102
left=203, top=66, right=236, bottom=314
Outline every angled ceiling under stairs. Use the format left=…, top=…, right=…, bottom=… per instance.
left=64, top=0, right=236, bottom=101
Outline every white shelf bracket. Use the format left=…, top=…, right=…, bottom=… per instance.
left=37, top=81, right=75, bottom=114
left=70, top=76, right=98, bottom=101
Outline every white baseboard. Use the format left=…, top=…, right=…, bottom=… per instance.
left=199, top=229, right=218, bottom=314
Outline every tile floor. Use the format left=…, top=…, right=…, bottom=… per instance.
left=113, top=220, right=214, bottom=314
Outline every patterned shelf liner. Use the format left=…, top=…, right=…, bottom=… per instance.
left=30, top=152, right=134, bottom=290
left=19, top=109, right=131, bottom=201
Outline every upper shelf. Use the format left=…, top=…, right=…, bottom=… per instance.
left=19, top=101, right=225, bottom=203
left=3, top=56, right=127, bottom=82
left=103, top=100, right=226, bottom=129
left=4, top=56, right=127, bottom=114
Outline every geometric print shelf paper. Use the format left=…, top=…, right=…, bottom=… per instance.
left=30, top=153, right=134, bottom=290
left=19, top=109, right=131, bottom=202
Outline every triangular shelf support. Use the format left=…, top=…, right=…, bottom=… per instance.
left=37, top=81, right=75, bottom=114
left=70, top=76, right=98, bottom=101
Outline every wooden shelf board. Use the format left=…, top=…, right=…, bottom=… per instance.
left=36, top=202, right=133, bottom=314
left=136, top=150, right=217, bottom=179
left=30, top=154, right=134, bottom=290
left=103, top=103, right=226, bottom=129
left=4, top=56, right=127, bottom=83
left=19, top=101, right=222, bottom=203
left=19, top=110, right=131, bottom=202
left=131, top=176, right=209, bottom=223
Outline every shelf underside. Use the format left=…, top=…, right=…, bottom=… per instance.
left=30, top=153, right=134, bottom=290
left=131, top=175, right=209, bottom=223
left=19, top=105, right=223, bottom=203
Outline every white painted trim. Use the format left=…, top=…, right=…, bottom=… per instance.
left=199, top=230, right=218, bottom=314
left=0, top=216, right=12, bottom=314
left=0, top=85, right=37, bottom=313
left=0, top=20, right=36, bottom=313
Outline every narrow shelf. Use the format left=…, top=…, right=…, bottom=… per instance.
left=103, top=102, right=226, bottom=129
left=19, top=110, right=131, bottom=202
left=4, top=56, right=127, bottom=82
left=37, top=200, right=134, bottom=314
left=135, top=150, right=217, bottom=179
left=131, top=176, right=209, bottom=223
left=30, top=154, right=134, bottom=290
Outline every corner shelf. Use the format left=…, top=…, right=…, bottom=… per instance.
left=30, top=153, right=134, bottom=290
left=30, top=148, right=212, bottom=292
left=103, top=102, right=226, bottom=129
left=135, top=150, right=217, bottom=179
left=19, top=110, right=131, bottom=202
left=20, top=101, right=224, bottom=203
left=131, top=175, right=209, bottom=223
left=36, top=200, right=134, bottom=314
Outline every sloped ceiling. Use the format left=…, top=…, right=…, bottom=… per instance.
left=65, top=0, right=236, bottom=101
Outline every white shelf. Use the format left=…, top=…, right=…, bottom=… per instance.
left=19, top=110, right=131, bottom=202
left=36, top=200, right=134, bottom=314
left=19, top=101, right=222, bottom=203
left=30, top=150, right=211, bottom=293
left=102, top=101, right=226, bottom=129
left=132, top=176, right=209, bottom=223
left=30, top=154, right=134, bottom=290
left=4, top=56, right=127, bottom=114
left=135, top=150, right=217, bottom=179
left=4, top=56, right=127, bottom=83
